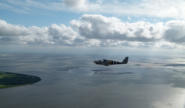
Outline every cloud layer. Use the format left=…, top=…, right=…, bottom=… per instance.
left=1, top=0, right=185, bottom=19
left=71, top=14, right=163, bottom=42
left=0, top=14, right=185, bottom=48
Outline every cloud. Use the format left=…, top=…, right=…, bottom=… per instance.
left=0, top=19, right=28, bottom=36
left=104, top=0, right=185, bottom=19
left=71, top=14, right=164, bottom=42
left=164, top=20, right=185, bottom=43
left=20, top=24, right=81, bottom=45
left=0, top=19, right=80, bottom=45
left=0, top=14, right=185, bottom=48
left=0, top=2, right=29, bottom=14
left=1, top=0, right=185, bottom=19
left=63, top=0, right=86, bottom=8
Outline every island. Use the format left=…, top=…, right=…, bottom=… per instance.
left=0, top=72, right=41, bottom=89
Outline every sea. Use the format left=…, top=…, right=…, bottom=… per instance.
left=0, top=51, right=185, bottom=108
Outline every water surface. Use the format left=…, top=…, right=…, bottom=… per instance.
left=0, top=53, right=185, bottom=108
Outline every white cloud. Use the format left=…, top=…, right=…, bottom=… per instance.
left=0, top=19, right=80, bottom=45
left=71, top=14, right=164, bottom=42
left=0, top=19, right=28, bottom=36
left=164, top=20, right=185, bottom=43
left=101, top=0, right=185, bottom=19
left=1, top=0, right=185, bottom=19
left=1, top=14, right=185, bottom=49
left=63, top=0, right=87, bottom=8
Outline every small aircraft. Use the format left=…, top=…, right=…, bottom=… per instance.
left=94, top=57, right=129, bottom=66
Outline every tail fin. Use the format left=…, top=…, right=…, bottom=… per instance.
left=122, top=57, right=128, bottom=64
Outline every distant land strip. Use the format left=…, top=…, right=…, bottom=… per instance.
left=0, top=72, right=41, bottom=89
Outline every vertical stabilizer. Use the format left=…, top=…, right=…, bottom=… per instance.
left=122, top=57, right=129, bottom=64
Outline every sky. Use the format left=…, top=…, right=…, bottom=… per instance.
left=1, top=0, right=185, bottom=51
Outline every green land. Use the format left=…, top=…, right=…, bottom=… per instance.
left=0, top=72, right=41, bottom=89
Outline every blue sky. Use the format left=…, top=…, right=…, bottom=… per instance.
left=0, top=0, right=82, bottom=26
left=0, top=0, right=181, bottom=26
left=1, top=0, right=185, bottom=50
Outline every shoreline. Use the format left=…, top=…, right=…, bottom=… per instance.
left=0, top=72, right=41, bottom=89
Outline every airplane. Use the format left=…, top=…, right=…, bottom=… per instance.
left=94, top=57, right=129, bottom=66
